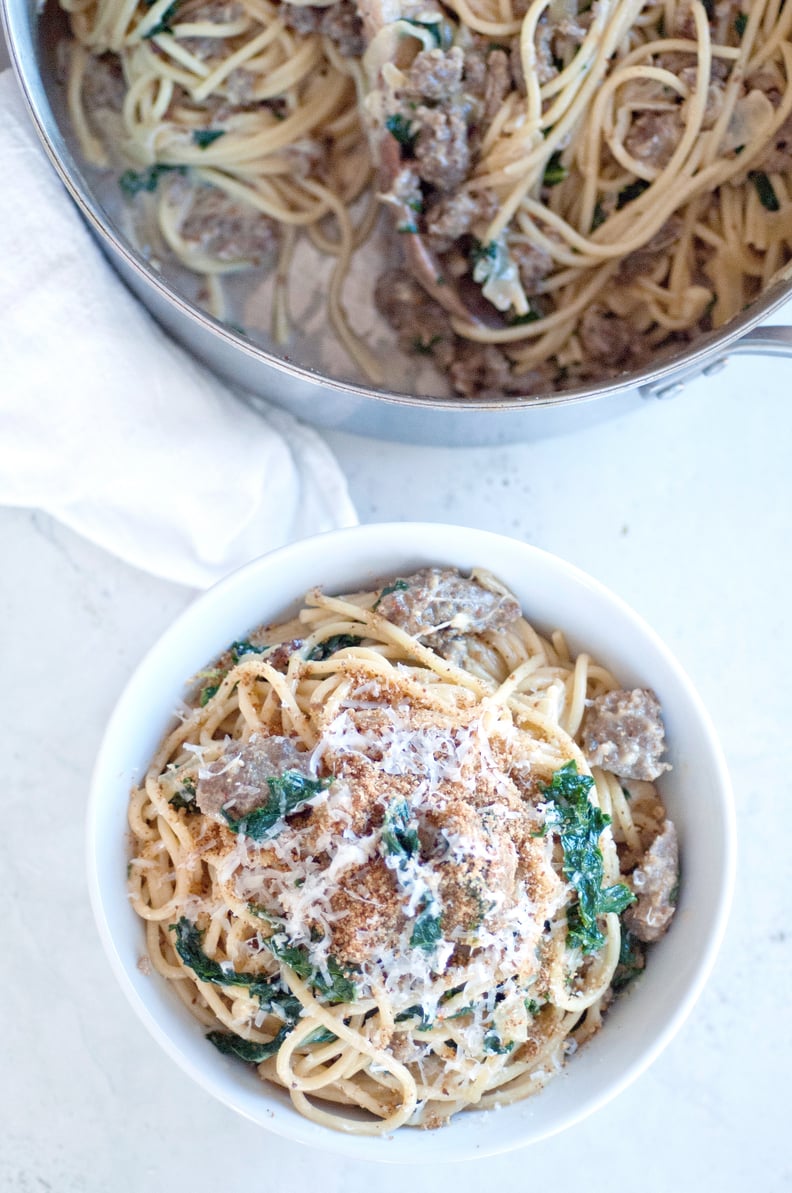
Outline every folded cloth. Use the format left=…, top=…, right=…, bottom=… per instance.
left=0, top=70, right=357, bottom=590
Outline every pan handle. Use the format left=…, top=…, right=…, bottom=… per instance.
left=639, top=323, right=792, bottom=399
left=726, top=324, right=792, bottom=357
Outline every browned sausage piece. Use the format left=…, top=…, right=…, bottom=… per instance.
left=582, top=688, right=670, bottom=781
left=196, top=735, right=311, bottom=819
left=180, top=185, right=279, bottom=265
left=624, top=820, right=679, bottom=941
left=376, top=566, right=521, bottom=639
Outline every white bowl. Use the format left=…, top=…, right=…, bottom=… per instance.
left=88, top=523, right=736, bottom=1162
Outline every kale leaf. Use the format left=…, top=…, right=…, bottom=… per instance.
left=410, top=901, right=443, bottom=951
left=402, top=16, right=448, bottom=47
left=206, top=1027, right=289, bottom=1062
left=246, top=903, right=285, bottom=928
left=447, top=1004, right=475, bottom=1020
left=412, top=333, right=442, bottom=354
left=483, top=1029, right=515, bottom=1055
left=612, top=930, right=645, bottom=990
left=385, top=114, right=417, bottom=153
left=221, top=771, right=330, bottom=841
left=541, top=762, right=635, bottom=954
left=734, top=11, right=748, bottom=34
left=169, top=777, right=197, bottom=811
left=373, top=578, right=409, bottom=610
left=508, top=309, right=540, bottom=327
left=170, top=918, right=302, bottom=1019
left=469, top=239, right=498, bottom=268
left=314, top=958, right=358, bottom=1003
left=380, top=802, right=444, bottom=950
left=308, top=634, right=363, bottom=661
left=462, top=882, right=490, bottom=931
left=303, top=1026, right=338, bottom=1045
left=616, top=179, right=650, bottom=209
left=395, top=985, right=475, bottom=1032
left=543, top=151, right=568, bottom=187
left=229, top=639, right=266, bottom=664
left=749, top=170, right=780, bottom=212
left=119, top=164, right=185, bottom=197
left=381, top=798, right=420, bottom=864
left=206, top=1021, right=336, bottom=1064
left=262, top=938, right=313, bottom=979
left=264, top=937, right=357, bottom=1004
left=170, top=916, right=267, bottom=993
left=395, top=1004, right=435, bottom=1030
left=199, top=683, right=220, bottom=706
left=143, top=0, right=179, bottom=36
left=192, top=129, right=226, bottom=148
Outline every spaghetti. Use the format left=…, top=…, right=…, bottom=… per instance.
left=60, top=0, right=382, bottom=378
left=59, top=0, right=792, bottom=394
left=365, top=0, right=792, bottom=393
left=128, top=567, right=678, bottom=1132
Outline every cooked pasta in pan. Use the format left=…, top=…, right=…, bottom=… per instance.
left=60, top=0, right=792, bottom=394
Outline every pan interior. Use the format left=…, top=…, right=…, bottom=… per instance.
left=20, top=0, right=792, bottom=411
left=31, top=3, right=454, bottom=396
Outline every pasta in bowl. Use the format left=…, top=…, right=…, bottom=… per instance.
left=89, top=525, right=734, bottom=1159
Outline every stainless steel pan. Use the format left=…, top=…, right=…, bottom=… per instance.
left=4, top=0, right=792, bottom=446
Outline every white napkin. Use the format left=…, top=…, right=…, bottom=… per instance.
left=0, top=69, right=357, bottom=590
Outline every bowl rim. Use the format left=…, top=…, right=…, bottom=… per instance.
left=87, top=523, right=736, bottom=1162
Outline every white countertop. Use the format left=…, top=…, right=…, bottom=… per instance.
left=3, top=347, right=792, bottom=1190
